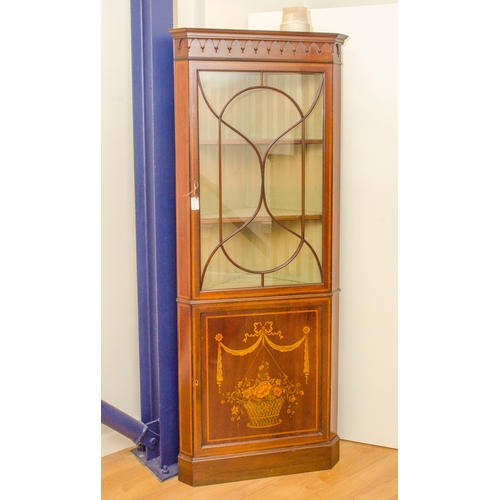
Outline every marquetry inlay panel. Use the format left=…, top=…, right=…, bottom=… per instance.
left=198, top=305, right=327, bottom=449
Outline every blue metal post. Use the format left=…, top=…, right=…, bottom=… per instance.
left=130, top=0, right=178, bottom=481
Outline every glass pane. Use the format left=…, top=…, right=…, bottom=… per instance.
left=220, top=143, right=261, bottom=219
left=268, top=220, right=322, bottom=286
left=263, top=73, right=323, bottom=116
left=305, top=87, right=324, bottom=140
left=198, top=70, right=325, bottom=290
left=266, top=142, right=302, bottom=216
left=223, top=88, right=301, bottom=143
left=199, top=71, right=261, bottom=117
left=305, top=144, right=323, bottom=215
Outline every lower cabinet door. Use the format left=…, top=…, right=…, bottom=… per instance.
left=177, top=295, right=339, bottom=485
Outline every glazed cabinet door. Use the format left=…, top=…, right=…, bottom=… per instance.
left=188, top=62, right=333, bottom=299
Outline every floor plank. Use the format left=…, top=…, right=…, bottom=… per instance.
left=102, top=440, right=397, bottom=500
left=311, top=440, right=396, bottom=486
left=309, top=453, right=398, bottom=500
left=101, top=449, right=167, bottom=500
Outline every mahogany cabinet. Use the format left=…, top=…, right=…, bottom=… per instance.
left=170, top=28, right=347, bottom=486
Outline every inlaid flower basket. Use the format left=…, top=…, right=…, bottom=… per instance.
left=244, top=395, right=285, bottom=428
left=223, top=361, right=304, bottom=428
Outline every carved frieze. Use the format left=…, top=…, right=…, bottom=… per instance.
left=171, top=28, right=347, bottom=64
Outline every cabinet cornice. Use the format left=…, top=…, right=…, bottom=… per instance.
left=170, top=28, right=347, bottom=64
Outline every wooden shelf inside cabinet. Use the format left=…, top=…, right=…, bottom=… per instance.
left=200, top=211, right=323, bottom=224
left=171, top=27, right=346, bottom=486
left=199, top=139, right=324, bottom=145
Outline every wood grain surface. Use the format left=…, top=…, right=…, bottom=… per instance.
left=102, top=440, right=397, bottom=499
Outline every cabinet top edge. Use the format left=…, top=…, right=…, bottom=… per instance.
left=170, top=27, right=348, bottom=44
left=170, top=28, right=347, bottom=63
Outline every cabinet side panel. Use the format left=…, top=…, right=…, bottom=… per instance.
left=322, top=64, right=334, bottom=292
left=330, top=292, right=339, bottom=433
left=178, top=302, right=193, bottom=456
left=331, top=60, right=342, bottom=291
left=174, top=59, right=192, bottom=300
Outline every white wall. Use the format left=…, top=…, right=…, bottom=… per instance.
left=335, top=6, right=397, bottom=448
left=177, top=0, right=396, bottom=29
left=101, top=0, right=141, bottom=456
left=249, top=4, right=397, bottom=449
left=102, top=0, right=397, bottom=456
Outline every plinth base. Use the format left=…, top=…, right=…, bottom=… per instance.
left=178, top=434, right=340, bottom=486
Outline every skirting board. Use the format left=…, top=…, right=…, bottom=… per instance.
left=101, top=428, right=135, bottom=457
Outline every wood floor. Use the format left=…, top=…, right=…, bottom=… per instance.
left=102, top=440, right=397, bottom=499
